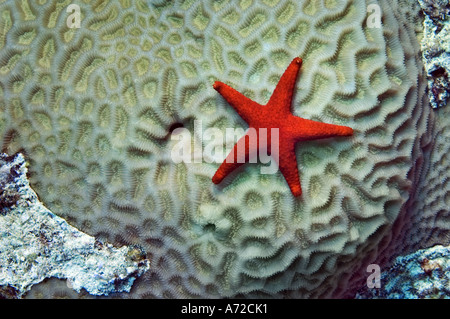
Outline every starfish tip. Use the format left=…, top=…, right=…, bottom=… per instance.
left=344, top=126, right=354, bottom=136
left=212, top=173, right=222, bottom=184
left=213, top=81, right=221, bottom=90
left=293, top=57, right=302, bottom=65
left=291, top=186, right=302, bottom=197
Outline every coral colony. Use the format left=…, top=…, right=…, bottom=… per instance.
left=0, top=0, right=449, bottom=299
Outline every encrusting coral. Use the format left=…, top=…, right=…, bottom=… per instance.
left=0, top=0, right=446, bottom=298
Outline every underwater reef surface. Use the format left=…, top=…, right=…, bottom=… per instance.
left=0, top=153, right=149, bottom=298
left=0, top=0, right=448, bottom=298
left=419, top=0, right=450, bottom=108
left=356, top=244, right=450, bottom=299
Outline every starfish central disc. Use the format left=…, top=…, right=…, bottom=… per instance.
left=212, top=57, right=354, bottom=197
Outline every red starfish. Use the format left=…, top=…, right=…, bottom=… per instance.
left=212, top=57, right=353, bottom=196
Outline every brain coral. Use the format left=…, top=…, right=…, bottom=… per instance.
left=0, top=0, right=442, bottom=298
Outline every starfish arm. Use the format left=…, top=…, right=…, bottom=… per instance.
left=212, top=160, right=245, bottom=185
left=212, top=133, right=256, bottom=184
left=213, top=81, right=261, bottom=124
left=267, top=57, right=302, bottom=113
left=291, top=117, right=353, bottom=140
left=277, top=143, right=302, bottom=197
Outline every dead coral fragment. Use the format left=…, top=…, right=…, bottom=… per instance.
left=0, top=153, right=26, bottom=213
left=419, top=0, right=450, bottom=108
left=0, top=153, right=150, bottom=298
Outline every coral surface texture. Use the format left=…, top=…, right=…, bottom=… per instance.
left=0, top=0, right=447, bottom=298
